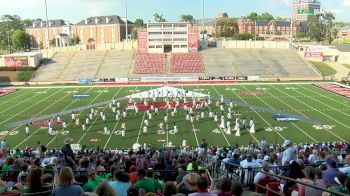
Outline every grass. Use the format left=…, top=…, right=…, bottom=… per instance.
left=0, top=83, right=350, bottom=150
left=309, top=61, right=337, bottom=76
left=342, top=64, right=350, bottom=69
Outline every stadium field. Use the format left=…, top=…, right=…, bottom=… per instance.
left=0, top=83, right=349, bottom=150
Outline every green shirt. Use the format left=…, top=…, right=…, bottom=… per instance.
left=2, top=164, right=9, bottom=173
left=134, top=177, right=157, bottom=193
left=85, top=176, right=103, bottom=191
left=105, top=172, right=113, bottom=180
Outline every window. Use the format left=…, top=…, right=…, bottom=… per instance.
left=173, top=31, right=187, bottom=35
left=173, top=38, right=187, bottom=42
left=163, top=24, right=172, bottom=28
left=149, top=45, right=155, bottom=48
left=173, top=45, right=180, bottom=48
left=156, top=45, right=163, bottom=48
left=149, top=39, right=162, bottom=42
left=163, top=31, right=172, bottom=35
left=149, top=24, right=162, bottom=28
left=163, top=38, right=172, bottom=42
left=181, top=45, right=187, bottom=48
left=148, top=32, right=162, bottom=35
left=174, top=24, right=186, bottom=28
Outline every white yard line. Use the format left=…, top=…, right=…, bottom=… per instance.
left=252, top=85, right=317, bottom=142
left=0, top=89, right=35, bottom=108
left=12, top=87, right=81, bottom=148
left=0, top=88, right=66, bottom=140
left=271, top=85, right=346, bottom=142
left=77, top=87, right=123, bottom=144
left=181, top=85, right=200, bottom=147
left=46, top=87, right=100, bottom=147
left=224, top=84, right=286, bottom=141
left=0, top=89, right=45, bottom=115
left=298, top=84, right=350, bottom=110
left=202, top=85, right=231, bottom=146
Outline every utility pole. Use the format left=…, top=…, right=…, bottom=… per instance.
left=125, top=0, right=128, bottom=42
left=289, top=0, right=293, bottom=47
left=44, top=0, right=49, bottom=57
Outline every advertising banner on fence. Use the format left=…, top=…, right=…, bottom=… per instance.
left=199, top=76, right=249, bottom=81
left=115, top=78, right=128, bottom=82
left=79, top=78, right=92, bottom=84
left=4, top=57, right=28, bottom=67
left=247, top=76, right=260, bottom=81
left=141, top=77, right=198, bottom=82
left=304, top=52, right=323, bottom=58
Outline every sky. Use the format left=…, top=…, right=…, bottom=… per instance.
left=1, top=0, right=350, bottom=23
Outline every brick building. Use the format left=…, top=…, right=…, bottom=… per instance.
left=238, top=19, right=306, bottom=35
left=26, top=15, right=133, bottom=49
left=26, top=19, right=73, bottom=48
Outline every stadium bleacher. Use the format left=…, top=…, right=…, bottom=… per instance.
left=170, top=53, right=204, bottom=73
left=132, top=53, right=166, bottom=74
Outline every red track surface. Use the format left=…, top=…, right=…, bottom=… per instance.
left=314, top=84, right=350, bottom=98
left=96, top=81, right=238, bottom=86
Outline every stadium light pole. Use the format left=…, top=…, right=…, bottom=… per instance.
left=202, top=0, right=205, bottom=41
left=289, top=0, right=293, bottom=47
left=44, top=0, right=50, bottom=57
left=125, top=0, right=128, bottom=42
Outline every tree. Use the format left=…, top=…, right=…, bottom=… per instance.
left=180, top=14, right=193, bottom=22
left=260, top=12, right=274, bottom=21
left=245, top=12, right=259, bottom=21
left=306, top=12, right=336, bottom=44
left=11, top=30, right=30, bottom=51
left=233, top=33, right=254, bottom=40
left=131, top=18, right=146, bottom=40
left=88, top=38, right=95, bottom=43
left=215, top=18, right=239, bottom=38
left=153, top=13, right=166, bottom=22
left=70, top=36, right=80, bottom=45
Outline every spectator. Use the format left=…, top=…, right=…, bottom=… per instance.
left=2, top=156, right=14, bottom=173
left=134, top=169, right=158, bottom=193
left=253, top=163, right=275, bottom=184
left=128, top=165, right=138, bottom=185
left=176, top=164, right=188, bottom=185
left=52, top=166, right=84, bottom=196
left=217, top=177, right=232, bottom=196
left=61, top=138, right=74, bottom=162
left=178, top=172, right=200, bottom=194
left=283, top=161, right=304, bottom=195
left=163, top=181, right=178, bottom=196
left=22, top=168, right=51, bottom=195
left=231, top=181, right=243, bottom=196
left=108, top=171, right=131, bottom=196
left=323, top=159, right=342, bottom=186
left=240, top=153, right=261, bottom=184
left=105, top=165, right=117, bottom=180
left=127, top=187, right=139, bottom=196
left=84, top=170, right=104, bottom=192
left=95, top=181, right=116, bottom=196
left=188, top=176, right=215, bottom=196
left=281, top=140, right=297, bottom=166
left=298, top=166, right=325, bottom=196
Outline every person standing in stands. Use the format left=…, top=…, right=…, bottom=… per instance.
left=281, top=140, right=297, bottom=166
left=134, top=168, right=158, bottom=193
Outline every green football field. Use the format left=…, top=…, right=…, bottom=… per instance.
left=0, top=83, right=349, bottom=150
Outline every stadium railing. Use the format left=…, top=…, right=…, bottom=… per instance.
left=212, top=160, right=349, bottom=196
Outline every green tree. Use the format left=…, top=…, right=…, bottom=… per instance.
left=306, top=12, right=336, bottom=44
left=245, top=12, right=259, bottom=21
left=215, top=18, right=239, bottom=38
left=233, top=33, right=254, bottom=40
left=153, top=13, right=166, bottom=22
left=11, top=30, right=30, bottom=51
left=323, top=12, right=336, bottom=44
left=70, top=36, right=80, bottom=45
left=180, top=14, right=194, bottom=22
left=306, top=15, right=323, bottom=43
left=131, top=18, right=146, bottom=40
left=260, top=12, right=274, bottom=20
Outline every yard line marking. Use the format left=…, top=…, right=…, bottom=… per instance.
left=0, top=89, right=45, bottom=115
left=105, top=86, right=138, bottom=150
left=292, top=86, right=350, bottom=118
left=209, top=85, right=241, bottom=145
left=253, top=85, right=317, bottom=142
left=11, top=88, right=80, bottom=148
left=298, top=84, right=350, bottom=109
left=77, top=87, right=123, bottom=144
left=0, top=88, right=66, bottom=138
left=181, top=85, right=200, bottom=147
left=0, top=89, right=35, bottom=108
left=46, top=87, right=99, bottom=147
left=271, top=85, right=346, bottom=142
left=225, top=84, right=286, bottom=141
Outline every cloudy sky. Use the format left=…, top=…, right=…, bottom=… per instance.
left=1, top=0, right=350, bottom=23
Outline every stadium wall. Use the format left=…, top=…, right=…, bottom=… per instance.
left=0, top=52, right=42, bottom=68
left=220, top=40, right=289, bottom=49
left=39, top=41, right=137, bottom=58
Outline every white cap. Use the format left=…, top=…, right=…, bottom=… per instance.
left=263, top=155, right=270, bottom=161
left=283, top=140, right=291, bottom=147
